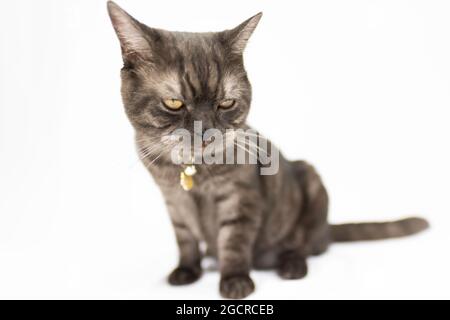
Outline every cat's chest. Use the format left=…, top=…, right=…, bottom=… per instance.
left=192, top=191, right=219, bottom=244
left=150, top=162, right=231, bottom=191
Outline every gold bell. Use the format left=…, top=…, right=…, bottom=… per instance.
left=180, top=172, right=194, bottom=191
left=184, top=165, right=197, bottom=176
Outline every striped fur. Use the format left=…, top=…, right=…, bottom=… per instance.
left=331, top=217, right=429, bottom=242
left=107, top=1, right=429, bottom=299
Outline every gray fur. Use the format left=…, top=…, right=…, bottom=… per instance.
left=107, top=1, right=429, bottom=299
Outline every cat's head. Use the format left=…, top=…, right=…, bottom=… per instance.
left=107, top=1, right=261, bottom=150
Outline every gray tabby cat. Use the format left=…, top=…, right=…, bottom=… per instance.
left=107, top=1, right=429, bottom=299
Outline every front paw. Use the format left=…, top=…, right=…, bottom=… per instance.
left=220, top=275, right=255, bottom=299
left=168, top=266, right=202, bottom=286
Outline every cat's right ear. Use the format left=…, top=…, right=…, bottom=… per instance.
left=224, top=12, right=263, bottom=55
left=107, top=1, right=152, bottom=64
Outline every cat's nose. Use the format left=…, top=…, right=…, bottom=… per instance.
left=194, top=126, right=210, bottom=139
left=196, top=117, right=215, bottom=133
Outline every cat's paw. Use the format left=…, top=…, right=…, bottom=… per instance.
left=168, top=266, right=201, bottom=285
left=219, top=275, right=255, bottom=299
left=277, top=255, right=308, bottom=280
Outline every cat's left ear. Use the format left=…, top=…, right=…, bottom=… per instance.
left=224, top=12, right=263, bottom=55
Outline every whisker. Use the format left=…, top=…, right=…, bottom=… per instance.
left=234, top=140, right=259, bottom=160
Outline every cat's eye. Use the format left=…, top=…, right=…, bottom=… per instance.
left=163, top=99, right=184, bottom=110
left=218, top=99, right=235, bottom=109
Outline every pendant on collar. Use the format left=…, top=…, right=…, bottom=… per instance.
left=180, top=165, right=196, bottom=191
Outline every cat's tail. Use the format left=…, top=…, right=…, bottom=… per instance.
left=331, top=217, right=429, bottom=242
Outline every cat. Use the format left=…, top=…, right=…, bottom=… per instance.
left=107, top=1, right=429, bottom=299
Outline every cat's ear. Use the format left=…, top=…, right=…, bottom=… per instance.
left=107, top=1, right=152, bottom=63
left=225, top=12, right=263, bottom=55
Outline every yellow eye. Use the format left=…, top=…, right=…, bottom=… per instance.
left=218, top=99, right=235, bottom=109
left=163, top=99, right=184, bottom=110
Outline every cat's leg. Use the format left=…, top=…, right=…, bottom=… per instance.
left=295, top=160, right=331, bottom=256
left=216, top=188, right=262, bottom=299
left=276, top=161, right=330, bottom=279
left=277, top=250, right=308, bottom=279
left=275, top=218, right=309, bottom=279
left=168, top=221, right=202, bottom=285
left=164, top=191, right=203, bottom=286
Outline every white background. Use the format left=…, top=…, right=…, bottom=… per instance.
left=0, top=0, right=449, bottom=299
